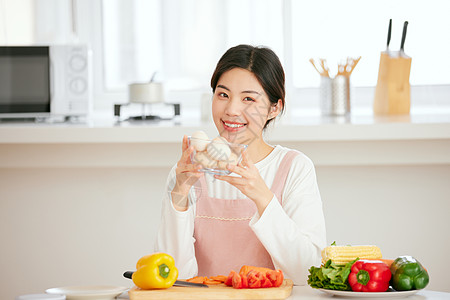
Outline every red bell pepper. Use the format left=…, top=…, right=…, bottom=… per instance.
left=348, top=260, right=391, bottom=292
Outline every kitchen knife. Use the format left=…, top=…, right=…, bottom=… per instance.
left=123, top=271, right=209, bottom=288
left=386, top=19, right=392, bottom=49
left=400, top=21, right=409, bottom=52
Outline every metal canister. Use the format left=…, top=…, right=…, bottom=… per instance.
left=331, top=75, right=350, bottom=116
left=320, top=76, right=332, bottom=115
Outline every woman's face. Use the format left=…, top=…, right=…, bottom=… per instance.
left=212, top=68, right=276, bottom=145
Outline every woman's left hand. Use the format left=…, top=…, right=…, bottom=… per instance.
left=214, top=150, right=273, bottom=216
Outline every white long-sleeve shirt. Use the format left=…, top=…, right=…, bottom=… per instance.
left=154, top=145, right=327, bottom=285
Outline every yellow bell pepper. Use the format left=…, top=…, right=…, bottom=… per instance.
left=132, top=253, right=179, bottom=289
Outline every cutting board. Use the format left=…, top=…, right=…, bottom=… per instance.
left=128, top=279, right=293, bottom=300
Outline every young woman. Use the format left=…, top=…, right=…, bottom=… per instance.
left=155, top=44, right=326, bottom=285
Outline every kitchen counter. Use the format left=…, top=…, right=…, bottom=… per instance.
left=1, top=108, right=449, bottom=167
left=1, top=108, right=450, bottom=144
left=116, top=285, right=450, bottom=299
left=288, top=286, right=450, bottom=299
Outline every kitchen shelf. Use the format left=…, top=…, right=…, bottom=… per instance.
left=1, top=108, right=449, bottom=168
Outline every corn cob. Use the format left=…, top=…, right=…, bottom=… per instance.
left=321, top=245, right=382, bottom=265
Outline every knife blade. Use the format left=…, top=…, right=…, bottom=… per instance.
left=400, top=21, right=408, bottom=52
left=123, top=271, right=209, bottom=288
left=386, top=19, right=392, bottom=49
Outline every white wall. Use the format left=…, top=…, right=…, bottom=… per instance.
left=0, top=167, right=166, bottom=299
left=1, top=148, right=449, bottom=299
left=0, top=0, right=34, bottom=44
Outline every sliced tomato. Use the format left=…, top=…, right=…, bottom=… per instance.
left=241, top=274, right=248, bottom=289
left=267, top=269, right=284, bottom=287
left=227, top=268, right=284, bottom=289
left=247, top=270, right=262, bottom=288
left=232, top=272, right=243, bottom=289
left=260, top=273, right=273, bottom=288
left=225, top=270, right=236, bottom=286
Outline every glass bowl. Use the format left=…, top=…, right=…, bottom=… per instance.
left=188, top=136, right=248, bottom=175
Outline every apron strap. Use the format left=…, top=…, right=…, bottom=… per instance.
left=270, top=150, right=300, bottom=204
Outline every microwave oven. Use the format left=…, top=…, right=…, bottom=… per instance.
left=0, top=45, right=92, bottom=119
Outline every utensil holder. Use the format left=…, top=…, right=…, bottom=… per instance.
left=374, top=51, right=411, bottom=115
left=320, top=75, right=350, bottom=116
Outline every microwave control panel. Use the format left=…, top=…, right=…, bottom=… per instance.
left=50, top=45, right=92, bottom=116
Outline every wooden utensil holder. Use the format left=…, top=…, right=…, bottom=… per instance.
left=373, top=51, right=412, bottom=115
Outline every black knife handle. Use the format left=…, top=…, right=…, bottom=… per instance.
left=123, top=271, right=134, bottom=279
left=400, top=21, right=408, bottom=51
left=122, top=271, right=208, bottom=288
left=387, top=19, right=392, bottom=48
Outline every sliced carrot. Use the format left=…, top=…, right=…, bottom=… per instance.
left=209, top=275, right=228, bottom=283
left=239, top=265, right=273, bottom=276
left=364, top=258, right=395, bottom=267
left=186, top=276, right=207, bottom=283
left=204, top=279, right=223, bottom=285
left=379, top=258, right=394, bottom=267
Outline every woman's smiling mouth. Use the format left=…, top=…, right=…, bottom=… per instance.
left=222, top=120, right=247, bottom=131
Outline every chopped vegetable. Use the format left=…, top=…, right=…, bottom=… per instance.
left=203, top=279, right=223, bottom=285
left=187, top=266, right=284, bottom=289
left=239, top=265, right=273, bottom=276
left=258, top=272, right=274, bottom=288
left=225, top=270, right=237, bottom=286
left=267, top=270, right=284, bottom=287
left=231, top=272, right=241, bottom=288
left=186, top=275, right=226, bottom=285
left=209, top=275, right=228, bottom=282
left=132, top=253, right=178, bottom=289
left=247, top=271, right=262, bottom=288
left=390, top=256, right=429, bottom=291
left=186, top=276, right=208, bottom=284
left=348, top=260, right=391, bottom=292
left=225, top=268, right=284, bottom=289
left=379, top=259, right=394, bottom=267
left=307, top=258, right=358, bottom=290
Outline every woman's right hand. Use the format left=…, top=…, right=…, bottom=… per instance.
left=171, top=135, right=203, bottom=211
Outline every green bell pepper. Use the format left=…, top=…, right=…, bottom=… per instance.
left=390, top=256, right=429, bottom=291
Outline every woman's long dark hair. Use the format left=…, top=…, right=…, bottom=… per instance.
left=210, top=44, right=285, bottom=129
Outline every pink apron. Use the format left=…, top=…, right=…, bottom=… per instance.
left=193, top=150, right=299, bottom=276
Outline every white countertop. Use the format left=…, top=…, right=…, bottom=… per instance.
left=1, top=107, right=450, bottom=144
left=1, top=107, right=449, bottom=168
left=116, top=285, right=450, bottom=299
left=289, top=286, right=450, bottom=299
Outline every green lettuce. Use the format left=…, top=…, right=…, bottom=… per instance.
left=307, top=258, right=358, bottom=290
